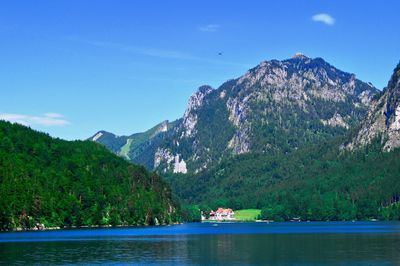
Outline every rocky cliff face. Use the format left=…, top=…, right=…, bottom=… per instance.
left=181, top=85, right=213, bottom=138
left=91, top=54, right=378, bottom=173
left=348, top=62, right=400, bottom=151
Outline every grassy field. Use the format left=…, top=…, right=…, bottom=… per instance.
left=234, top=209, right=261, bottom=221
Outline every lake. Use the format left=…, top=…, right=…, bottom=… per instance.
left=1, top=221, right=400, bottom=265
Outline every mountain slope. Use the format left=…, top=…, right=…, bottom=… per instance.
left=167, top=135, right=400, bottom=221
left=90, top=120, right=177, bottom=169
left=0, top=121, right=180, bottom=230
left=348, top=62, right=400, bottom=151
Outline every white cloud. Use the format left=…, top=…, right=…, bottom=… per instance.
left=199, top=24, right=220, bottom=32
left=312, top=13, right=335, bottom=26
left=0, top=113, right=70, bottom=127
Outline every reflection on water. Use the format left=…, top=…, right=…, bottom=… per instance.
left=1, top=222, right=400, bottom=265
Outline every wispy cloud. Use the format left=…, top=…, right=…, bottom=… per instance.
left=64, top=36, right=194, bottom=60
left=199, top=24, right=220, bottom=32
left=0, top=113, right=70, bottom=127
left=84, top=39, right=194, bottom=60
left=312, top=13, right=335, bottom=26
left=64, top=36, right=250, bottom=68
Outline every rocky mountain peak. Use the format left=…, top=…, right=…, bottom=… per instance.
left=90, top=130, right=117, bottom=141
left=292, top=52, right=309, bottom=60
left=225, top=56, right=378, bottom=156
left=197, top=85, right=214, bottom=94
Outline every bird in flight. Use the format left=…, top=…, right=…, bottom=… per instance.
left=218, top=52, right=223, bottom=56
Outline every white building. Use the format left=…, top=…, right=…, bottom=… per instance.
left=173, top=154, right=187, bottom=174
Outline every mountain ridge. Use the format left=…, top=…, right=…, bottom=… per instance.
left=89, top=120, right=178, bottom=169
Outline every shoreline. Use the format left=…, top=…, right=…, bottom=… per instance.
left=1, top=222, right=182, bottom=233
left=1, top=219, right=385, bottom=232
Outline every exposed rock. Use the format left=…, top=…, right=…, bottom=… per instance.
left=154, top=120, right=169, bottom=135
left=349, top=62, right=400, bottom=151
left=321, top=113, right=349, bottom=129
left=154, top=148, right=174, bottom=169
left=292, top=52, right=308, bottom=59
left=92, top=132, right=103, bottom=141
left=181, top=85, right=213, bottom=138
left=154, top=149, right=187, bottom=173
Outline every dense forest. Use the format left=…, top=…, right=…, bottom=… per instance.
left=0, top=121, right=180, bottom=230
left=166, top=135, right=400, bottom=221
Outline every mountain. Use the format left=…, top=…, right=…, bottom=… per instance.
left=92, top=54, right=378, bottom=174
left=167, top=61, right=400, bottom=221
left=347, top=62, right=400, bottom=151
left=155, top=54, right=378, bottom=173
left=0, top=121, right=180, bottom=230
left=90, top=120, right=177, bottom=169
left=88, top=56, right=400, bottom=221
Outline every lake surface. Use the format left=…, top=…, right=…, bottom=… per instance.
left=1, top=221, right=400, bottom=265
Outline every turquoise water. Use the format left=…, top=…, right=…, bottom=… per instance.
left=1, top=221, right=400, bottom=265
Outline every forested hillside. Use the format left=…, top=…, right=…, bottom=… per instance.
left=167, top=137, right=400, bottom=221
left=0, top=121, right=180, bottom=230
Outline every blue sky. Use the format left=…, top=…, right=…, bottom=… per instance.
left=1, top=1, right=399, bottom=140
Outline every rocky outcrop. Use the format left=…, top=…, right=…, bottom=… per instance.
left=154, top=148, right=174, bottom=170
left=91, top=132, right=104, bottom=142
left=154, top=148, right=187, bottom=173
left=181, top=85, right=213, bottom=138
left=320, top=113, right=349, bottom=129
left=348, top=62, right=400, bottom=151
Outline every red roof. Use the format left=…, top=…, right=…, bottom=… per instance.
left=215, top=208, right=234, bottom=214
